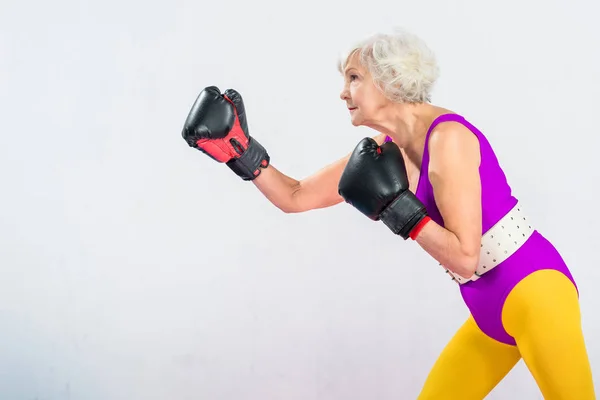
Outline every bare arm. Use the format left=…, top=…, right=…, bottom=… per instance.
left=413, top=122, right=482, bottom=278
left=253, top=133, right=388, bottom=213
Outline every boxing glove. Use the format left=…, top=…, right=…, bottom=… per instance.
left=338, top=137, right=430, bottom=240
left=182, top=86, right=270, bottom=181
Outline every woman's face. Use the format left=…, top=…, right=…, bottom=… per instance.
left=339, top=52, right=391, bottom=128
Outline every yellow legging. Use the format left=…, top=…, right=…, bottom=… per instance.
left=418, top=269, right=595, bottom=399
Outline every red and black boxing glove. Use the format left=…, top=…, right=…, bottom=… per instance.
left=182, top=86, right=269, bottom=181
left=338, top=137, right=431, bottom=240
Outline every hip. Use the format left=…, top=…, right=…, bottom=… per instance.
left=460, top=230, right=578, bottom=311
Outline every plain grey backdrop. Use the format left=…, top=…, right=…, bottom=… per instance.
left=1, top=0, right=599, bottom=398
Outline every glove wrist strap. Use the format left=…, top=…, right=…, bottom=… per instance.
left=227, top=137, right=270, bottom=181
left=379, top=191, right=429, bottom=240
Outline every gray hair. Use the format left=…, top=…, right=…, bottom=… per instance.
left=338, top=28, right=440, bottom=103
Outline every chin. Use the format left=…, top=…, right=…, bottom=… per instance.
left=350, top=116, right=362, bottom=127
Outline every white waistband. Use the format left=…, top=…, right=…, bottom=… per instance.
left=445, top=202, right=534, bottom=285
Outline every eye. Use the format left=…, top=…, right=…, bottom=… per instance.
left=350, top=74, right=358, bottom=81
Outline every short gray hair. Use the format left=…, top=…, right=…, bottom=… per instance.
left=338, top=28, right=440, bottom=103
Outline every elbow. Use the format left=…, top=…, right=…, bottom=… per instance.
left=458, top=254, right=479, bottom=278
left=277, top=197, right=303, bottom=214
left=279, top=185, right=304, bottom=214
left=452, top=246, right=480, bottom=279
left=278, top=205, right=300, bottom=214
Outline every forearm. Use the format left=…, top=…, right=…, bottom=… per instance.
left=253, top=134, right=386, bottom=214
left=413, top=219, right=479, bottom=278
left=252, top=153, right=350, bottom=213
left=252, top=165, right=302, bottom=213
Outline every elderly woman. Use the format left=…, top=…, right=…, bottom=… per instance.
left=181, top=28, right=595, bottom=399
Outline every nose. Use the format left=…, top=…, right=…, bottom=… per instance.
left=339, top=86, right=349, bottom=101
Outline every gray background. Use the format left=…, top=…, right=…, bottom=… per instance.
left=1, top=0, right=598, bottom=398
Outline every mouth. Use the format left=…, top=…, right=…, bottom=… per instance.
left=348, top=107, right=357, bottom=111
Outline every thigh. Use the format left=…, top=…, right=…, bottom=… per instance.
left=418, top=315, right=521, bottom=400
left=502, top=269, right=596, bottom=400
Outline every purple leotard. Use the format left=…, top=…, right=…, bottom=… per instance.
left=387, top=114, right=578, bottom=345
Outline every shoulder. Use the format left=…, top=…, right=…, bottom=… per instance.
left=428, top=119, right=480, bottom=154
left=427, top=119, right=481, bottom=177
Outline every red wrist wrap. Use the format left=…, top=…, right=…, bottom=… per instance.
left=409, top=216, right=431, bottom=240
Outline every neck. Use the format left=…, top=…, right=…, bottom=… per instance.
left=369, top=102, right=435, bottom=165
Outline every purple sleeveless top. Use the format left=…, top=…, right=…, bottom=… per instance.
left=385, top=113, right=518, bottom=234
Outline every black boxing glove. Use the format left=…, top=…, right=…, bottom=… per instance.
left=182, top=86, right=269, bottom=181
left=338, top=137, right=431, bottom=240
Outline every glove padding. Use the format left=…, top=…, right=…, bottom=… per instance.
left=182, top=86, right=269, bottom=181
left=338, top=137, right=429, bottom=239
